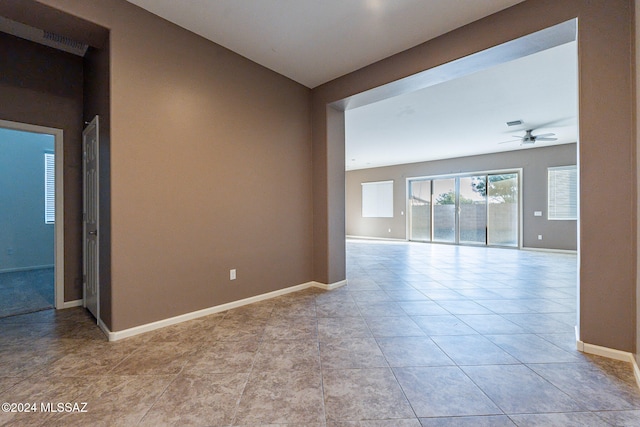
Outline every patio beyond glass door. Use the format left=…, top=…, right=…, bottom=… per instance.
left=407, top=172, right=519, bottom=247
left=459, top=176, right=487, bottom=244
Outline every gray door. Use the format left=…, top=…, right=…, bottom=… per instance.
left=83, top=116, right=99, bottom=322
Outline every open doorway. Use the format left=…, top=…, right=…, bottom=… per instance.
left=344, top=20, right=578, bottom=252
left=0, top=120, right=64, bottom=317
left=342, top=20, right=579, bottom=337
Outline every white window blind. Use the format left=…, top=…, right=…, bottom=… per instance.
left=548, top=165, right=577, bottom=220
left=45, top=153, right=55, bottom=224
left=362, top=180, right=393, bottom=218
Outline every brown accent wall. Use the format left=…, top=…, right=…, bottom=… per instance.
left=313, top=0, right=636, bottom=352
left=0, top=31, right=84, bottom=302
left=32, top=0, right=313, bottom=331
left=346, top=144, right=578, bottom=251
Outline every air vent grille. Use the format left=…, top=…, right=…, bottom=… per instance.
left=0, top=16, right=89, bottom=56
left=43, top=31, right=86, bottom=50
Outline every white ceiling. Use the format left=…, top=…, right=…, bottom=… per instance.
left=345, top=41, right=578, bottom=170
left=124, top=0, right=576, bottom=171
left=125, top=0, right=525, bottom=88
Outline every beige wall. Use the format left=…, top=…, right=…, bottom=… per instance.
left=313, top=0, right=636, bottom=352
left=346, top=144, right=578, bottom=251
left=9, top=0, right=635, bottom=353
left=636, top=0, right=639, bottom=368
left=31, top=0, right=313, bottom=331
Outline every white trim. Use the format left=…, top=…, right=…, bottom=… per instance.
left=0, top=119, right=64, bottom=310
left=346, top=235, right=406, bottom=242
left=521, top=247, right=577, bottom=254
left=577, top=338, right=640, bottom=390
left=633, top=358, right=640, bottom=391
left=0, top=264, right=54, bottom=274
left=62, top=299, right=83, bottom=309
left=578, top=340, right=634, bottom=362
left=312, top=279, right=348, bottom=290
left=103, top=281, right=345, bottom=341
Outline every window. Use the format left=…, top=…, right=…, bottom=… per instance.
left=548, top=165, right=577, bottom=220
left=44, top=152, right=55, bottom=224
left=362, top=180, right=393, bottom=217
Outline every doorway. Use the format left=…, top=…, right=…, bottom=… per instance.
left=0, top=119, right=64, bottom=317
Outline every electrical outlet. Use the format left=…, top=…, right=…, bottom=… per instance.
left=538, top=235, right=543, bottom=240
left=230, top=269, right=236, bottom=280
left=388, top=228, right=391, bottom=233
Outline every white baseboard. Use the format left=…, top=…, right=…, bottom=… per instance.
left=633, top=357, right=640, bottom=391
left=61, top=299, right=83, bottom=309
left=346, top=235, right=406, bottom=242
left=521, top=247, right=577, bottom=254
left=577, top=338, right=640, bottom=390
left=104, top=280, right=346, bottom=342
left=312, top=279, right=348, bottom=290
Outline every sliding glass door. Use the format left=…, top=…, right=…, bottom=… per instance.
left=487, top=173, right=519, bottom=246
left=459, top=176, right=487, bottom=244
left=407, top=171, right=519, bottom=247
left=432, top=178, right=456, bottom=243
left=409, top=180, right=431, bottom=241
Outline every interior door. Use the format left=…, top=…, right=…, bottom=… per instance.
left=83, top=116, right=99, bottom=322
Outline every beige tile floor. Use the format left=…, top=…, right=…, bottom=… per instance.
left=1, top=240, right=640, bottom=426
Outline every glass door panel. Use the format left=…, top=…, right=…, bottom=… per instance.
left=487, top=173, right=519, bottom=247
left=409, top=180, right=431, bottom=241
left=459, top=176, right=486, bottom=244
left=432, top=178, right=456, bottom=243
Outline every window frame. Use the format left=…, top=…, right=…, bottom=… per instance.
left=362, top=180, right=394, bottom=218
left=547, top=165, right=577, bottom=221
left=44, top=152, right=55, bottom=224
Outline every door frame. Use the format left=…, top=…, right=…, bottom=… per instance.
left=0, top=118, right=64, bottom=309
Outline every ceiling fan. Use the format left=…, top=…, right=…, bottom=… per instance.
left=500, top=129, right=558, bottom=145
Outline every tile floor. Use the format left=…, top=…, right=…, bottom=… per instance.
left=1, top=240, right=640, bottom=426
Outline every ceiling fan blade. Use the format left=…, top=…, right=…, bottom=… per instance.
left=531, top=117, right=574, bottom=129
left=535, top=137, right=558, bottom=142
left=533, top=133, right=555, bottom=138
left=498, top=138, right=521, bottom=144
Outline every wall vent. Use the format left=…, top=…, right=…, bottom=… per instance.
left=506, top=120, right=523, bottom=127
left=0, top=16, right=88, bottom=57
